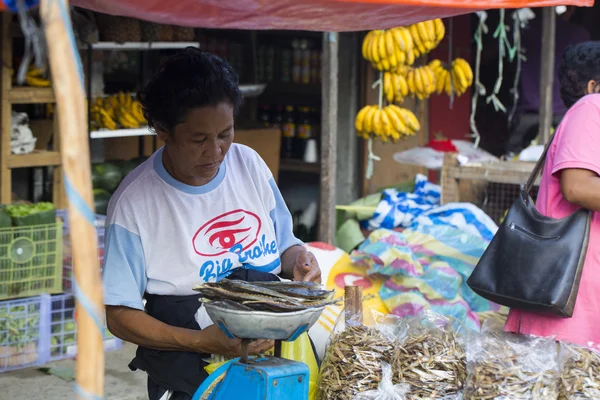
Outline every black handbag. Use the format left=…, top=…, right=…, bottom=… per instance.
left=467, top=133, right=592, bottom=318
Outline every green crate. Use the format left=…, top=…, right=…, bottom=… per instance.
left=0, top=223, right=63, bottom=300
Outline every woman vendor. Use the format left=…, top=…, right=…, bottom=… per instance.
left=102, top=48, right=322, bottom=400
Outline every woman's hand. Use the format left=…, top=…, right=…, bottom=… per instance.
left=197, top=325, right=274, bottom=358
left=292, top=249, right=321, bottom=283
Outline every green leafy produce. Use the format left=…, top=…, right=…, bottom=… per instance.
left=93, top=189, right=112, bottom=216
left=7, top=202, right=56, bottom=227
left=0, top=207, right=11, bottom=228
left=0, top=303, right=40, bottom=351
left=92, top=163, right=123, bottom=193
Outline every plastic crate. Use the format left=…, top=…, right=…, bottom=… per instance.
left=48, top=294, right=121, bottom=362
left=57, top=210, right=106, bottom=292
left=0, top=223, right=63, bottom=300
left=0, top=294, right=50, bottom=372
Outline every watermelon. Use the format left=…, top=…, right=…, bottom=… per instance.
left=93, top=163, right=123, bottom=193
left=93, top=189, right=112, bottom=216
left=119, top=159, right=139, bottom=177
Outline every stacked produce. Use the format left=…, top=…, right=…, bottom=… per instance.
left=91, top=92, right=147, bottom=131
left=193, top=280, right=336, bottom=312
left=0, top=302, right=40, bottom=368
left=355, top=104, right=420, bottom=141
left=318, top=325, right=395, bottom=400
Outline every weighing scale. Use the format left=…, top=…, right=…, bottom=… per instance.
left=192, top=303, right=324, bottom=400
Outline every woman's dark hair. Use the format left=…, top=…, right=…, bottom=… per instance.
left=558, top=41, right=600, bottom=108
left=138, top=47, right=243, bottom=133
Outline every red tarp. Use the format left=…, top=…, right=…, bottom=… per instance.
left=73, top=0, right=593, bottom=31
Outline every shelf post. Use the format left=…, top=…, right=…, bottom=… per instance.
left=319, top=32, right=338, bottom=244
left=1, top=13, right=13, bottom=204
left=538, top=7, right=556, bottom=145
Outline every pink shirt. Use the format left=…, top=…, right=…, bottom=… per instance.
left=505, top=94, right=600, bottom=348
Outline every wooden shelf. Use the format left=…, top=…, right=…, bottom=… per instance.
left=279, top=159, right=320, bottom=174
left=261, top=82, right=321, bottom=97
left=7, top=150, right=61, bottom=168
left=9, top=87, right=55, bottom=104
left=90, top=127, right=153, bottom=139
left=86, top=42, right=200, bottom=51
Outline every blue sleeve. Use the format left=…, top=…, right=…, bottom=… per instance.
left=268, top=178, right=303, bottom=253
left=102, top=223, right=147, bottom=311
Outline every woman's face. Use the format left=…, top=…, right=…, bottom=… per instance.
left=157, top=102, right=235, bottom=186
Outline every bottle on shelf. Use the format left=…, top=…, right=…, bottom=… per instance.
left=296, top=106, right=313, bottom=158
left=281, top=44, right=292, bottom=83
left=271, top=105, right=284, bottom=131
left=281, top=105, right=296, bottom=159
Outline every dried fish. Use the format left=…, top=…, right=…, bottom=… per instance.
left=392, top=329, right=466, bottom=399
left=559, top=344, right=600, bottom=400
left=463, top=330, right=560, bottom=400
left=194, top=279, right=339, bottom=313
left=318, top=325, right=394, bottom=400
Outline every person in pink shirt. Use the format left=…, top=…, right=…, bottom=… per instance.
left=505, top=42, right=600, bottom=348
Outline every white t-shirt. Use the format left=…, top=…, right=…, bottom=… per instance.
left=102, top=144, right=302, bottom=311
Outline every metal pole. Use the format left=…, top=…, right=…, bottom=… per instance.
left=538, top=7, right=556, bottom=145
left=318, top=32, right=338, bottom=244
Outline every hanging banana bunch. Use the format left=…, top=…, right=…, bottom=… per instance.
left=91, top=92, right=147, bottom=131
left=362, top=27, right=415, bottom=71
left=383, top=72, right=409, bottom=104
left=355, top=104, right=420, bottom=142
left=429, top=58, right=474, bottom=97
left=409, top=19, right=446, bottom=58
left=25, top=67, right=51, bottom=87
left=405, top=65, right=437, bottom=100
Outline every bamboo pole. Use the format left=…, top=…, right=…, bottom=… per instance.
left=538, top=7, right=556, bottom=145
left=344, top=285, right=363, bottom=326
left=40, top=1, right=105, bottom=398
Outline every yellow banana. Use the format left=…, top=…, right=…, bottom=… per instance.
left=362, top=31, right=374, bottom=60
left=416, top=22, right=431, bottom=51
left=424, top=21, right=436, bottom=49
left=452, top=64, right=469, bottom=93
left=454, top=58, right=473, bottom=85
left=410, top=24, right=426, bottom=55
left=372, top=109, right=384, bottom=137
left=445, top=71, right=453, bottom=96
left=391, top=28, right=406, bottom=52
left=399, top=27, right=414, bottom=55
left=434, top=19, right=445, bottom=44
left=379, top=107, right=394, bottom=137
left=384, top=30, right=395, bottom=58
left=25, top=75, right=51, bottom=87
left=436, top=69, right=448, bottom=94
left=384, top=106, right=407, bottom=135
left=363, top=106, right=377, bottom=133
left=377, top=32, right=388, bottom=62
left=383, top=72, right=394, bottom=103
left=370, top=32, right=381, bottom=63
left=355, top=106, right=371, bottom=132
left=399, top=108, right=421, bottom=133
left=397, top=74, right=409, bottom=98
left=414, top=68, right=424, bottom=98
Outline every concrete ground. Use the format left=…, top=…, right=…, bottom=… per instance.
left=0, top=342, right=147, bottom=400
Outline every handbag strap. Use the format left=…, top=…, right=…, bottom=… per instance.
left=524, top=128, right=558, bottom=194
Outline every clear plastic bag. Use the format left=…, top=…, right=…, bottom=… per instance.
left=463, top=320, right=560, bottom=400
left=318, top=309, right=394, bottom=400
left=558, top=342, right=600, bottom=399
left=374, top=310, right=466, bottom=400
left=354, top=363, right=410, bottom=400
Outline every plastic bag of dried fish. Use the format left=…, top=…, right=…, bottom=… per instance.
left=373, top=311, right=467, bottom=400
left=558, top=342, right=600, bottom=399
left=463, top=320, right=560, bottom=400
left=317, top=311, right=394, bottom=400
left=354, top=363, right=411, bottom=400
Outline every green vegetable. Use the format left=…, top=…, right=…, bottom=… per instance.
left=0, top=207, right=11, bottom=228
left=92, top=163, right=123, bottom=193
left=7, top=202, right=56, bottom=227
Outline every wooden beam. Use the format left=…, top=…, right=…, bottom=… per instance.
left=9, top=87, right=56, bottom=104
left=344, top=285, right=363, bottom=326
left=319, top=32, right=338, bottom=244
left=538, top=7, right=556, bottom=145
left=1, top=14, right=12, bottom=204
left=7, top=150, right=62, bottom=168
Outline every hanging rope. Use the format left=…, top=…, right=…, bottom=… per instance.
left=486, top=9, right=511, bottom=113
left=447, top=17, right=455, bottom=110
left=365, top=71, right=382, bottom=179
left=507, top=9, right=530, bottom=128
left=15, top=0, right=47, bottom=85
left=469, top=11, right=488, bottom=148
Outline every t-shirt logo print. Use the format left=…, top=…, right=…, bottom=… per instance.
left=193, top=209, right=280, bottom=282
left=193, top=209, right=261, bottom=256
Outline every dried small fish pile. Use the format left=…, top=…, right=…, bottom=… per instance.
left=559, top=344, right=600, bottom=399
left=463, top=334, right=560, bottom=400
left=392, top=329, right=466, bottom=399
left=318, top=325, right=394, bottom=400
left=193, top=279, right=337, bottom=312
